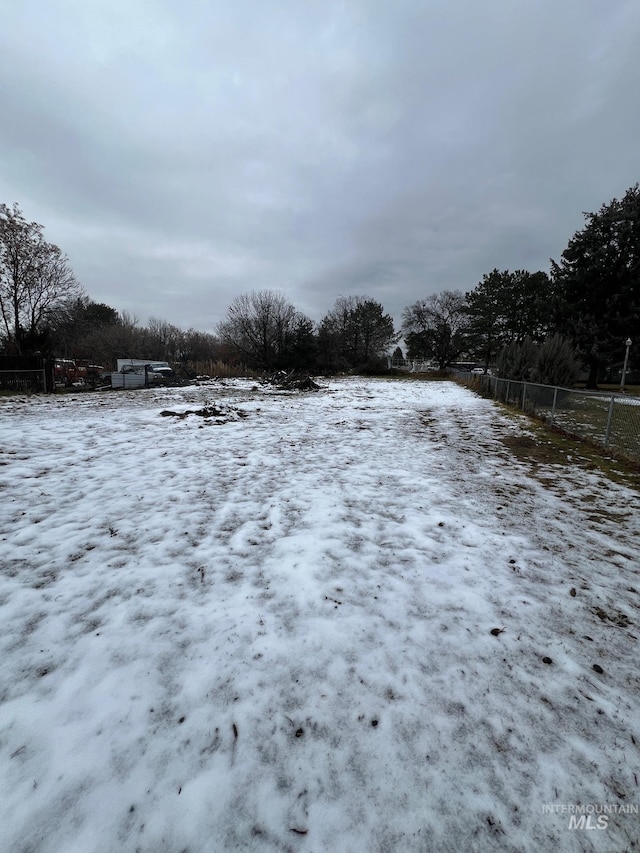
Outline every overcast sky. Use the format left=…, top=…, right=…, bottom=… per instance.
left=2, top=0, right=639, bottom=334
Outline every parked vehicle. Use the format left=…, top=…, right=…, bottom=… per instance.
left=54, top=359, right=106, bottom=387
left=116, top=359, right=174, bottom=378
left=112, top=359, right=174, bottom=389
left=54, top=359, right=79, bottom=386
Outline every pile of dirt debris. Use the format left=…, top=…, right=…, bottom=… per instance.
left=262, top=371, right=322, bottom=391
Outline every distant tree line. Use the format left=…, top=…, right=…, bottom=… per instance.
left=217, top=291, right=399, bottom=373
left=50, top=299, right=223, bottom=370
left=401, top=184, right=639, bottom=387
left=2, top=184, right=638, bottom=385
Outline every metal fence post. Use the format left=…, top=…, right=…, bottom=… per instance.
left=551, top=387, right=558, bottom=425
left=604, top=395, right=615, bottom=449
left=522, top=382, right=527, bottom=411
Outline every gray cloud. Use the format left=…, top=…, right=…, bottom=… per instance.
left=2, top=0, right=639, bottom=334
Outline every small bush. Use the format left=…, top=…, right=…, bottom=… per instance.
left=496, top=338, right=538, bottom=381
left=177, top=360, right=260, bottom=379
left=496, top=335, right=582, bottom=388
left=531, top=335, right=581, bottom=388
left=352, top=358, right=393, bottom=376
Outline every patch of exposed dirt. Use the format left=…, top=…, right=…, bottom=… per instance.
left=497, top=425, right=640, bottom=492
left=592, top=606, right=632, bottom=628
left=499, top=433, right=576, bottom=467
left=159, top=405, right=248, bottom=421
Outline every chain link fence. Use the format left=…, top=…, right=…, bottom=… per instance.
left=462, top=373, right=640, bottom=463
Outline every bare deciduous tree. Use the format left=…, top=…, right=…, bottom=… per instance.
left=402, top=290, right=467, bottom=368
left=218, top=290, right=312, bottom=370
left=0, top=203, right=83, bottom=353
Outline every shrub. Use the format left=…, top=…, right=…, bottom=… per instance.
left=496, top=335, right=582, bottom=387
left=531, top=334, right=581, bottom=388
left=496, top=338, right=538, bottom=380
left=353, top=358, right=393, bottom=376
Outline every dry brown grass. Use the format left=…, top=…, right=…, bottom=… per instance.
left=496, top=412, right=640, bottom=492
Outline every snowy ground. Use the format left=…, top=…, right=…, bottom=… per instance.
left=1, top=377, right=639, bottom=853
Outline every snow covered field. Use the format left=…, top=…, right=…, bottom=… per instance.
left=1, top=377, right=639, bottom=853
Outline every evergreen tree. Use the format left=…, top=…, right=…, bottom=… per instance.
left=319, top=296, right=397, bottom=370
left=552, top=184, right=640, bottom=388
left=532, top=334, right=581, bottom=388
left=465, top=269, right=555, bottom=370
left=496, top=337, right=538, bottom=381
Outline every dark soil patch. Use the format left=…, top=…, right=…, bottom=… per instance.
left=159, top=405, right=248, bottom=421
left=498, top=427, right=640, bottom=491
left=592, top=606, right=632, bottom=628
left=499, top=434, right=571, bottom=466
